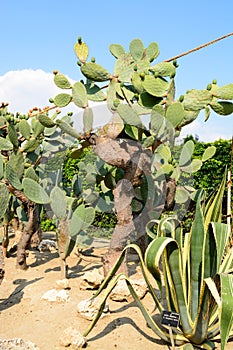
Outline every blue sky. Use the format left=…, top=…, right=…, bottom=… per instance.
left=0, top=0, right=233, bottom=141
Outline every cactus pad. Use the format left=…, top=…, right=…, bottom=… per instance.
left=150, top=62, right=176, bottom=77
left=180, top=159, right=203, bottom=173
left=183, top=90, right=212, bottom=111
left=32, top=119, right=45, bottom=138
left=118, top=104, right=141, bottom=126
left=145, top=42, right=159, bottom=62
left=50, top=186, right=67, bottom=219
left=69, top=204, right=95, bottom=237
left=214, top=84, right=233, bottom=100
left=0, top=183, right=9, bottom=219
left=0, top=156, right=3, bottom=179
left=129, top=38, right=144, bottom=61
left=81, top=62, right=111, bottom=82
left=102, top=113, right=124, bottom=139
left=8, top=151, right=24, bottom=178
left=85, top=82, right=106, bottom=102
left=109, top=44, right=125, bottom=58
left=7, top=123, right=19, bottom=148
left=56, top=119, right=80, bottom=139
left=72, top=82, right=88, bottom=108
left=202, top=146, right=216, bottom=162
left=0, top=137, right=13, bottom=151
left=166, top=102, right=186, bottom=128
left=175, top=187, right=189, bottom=204
left=54, top=73, right=72, bottom=89
left=38, top=114, right=56, bottom=128
left=54, top=93, right=72, bottom=107
left=142, top=75, right=169, bottom=97
left=5, top=162, right=22, bottom=190
left=24, top=167, right=39, bottom=182
left=21, top=138, right=40, bottom=153
left=18, top=120, right=31, bottom=140
left=74, top=41, right=89, bottom=63
left=83, top=107, right=93, bottom=133
left=210, top=101, right=233, bottom=115
left=179, top=140, right=195, bottom=166
left=22, top=178, right=50, bottom=204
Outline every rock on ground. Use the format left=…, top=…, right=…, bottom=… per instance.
left=59, top=326, right=87, bottom=349
left=0, top=338, right=40, bottom=350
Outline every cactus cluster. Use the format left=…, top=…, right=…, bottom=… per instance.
left=1, top=36, right=232, bottom=278
left=0, top=103, right=95, bottom=272
left=51, top=41, right=230, bottom=144
left=50, top=37, right=233, bottom=219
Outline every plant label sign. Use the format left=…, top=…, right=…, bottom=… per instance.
left=161, top=311, right=180, bottom=328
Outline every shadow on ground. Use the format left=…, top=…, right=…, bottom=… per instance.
left=0, top=277, right=43, bottom=312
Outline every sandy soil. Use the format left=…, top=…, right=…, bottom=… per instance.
left=0, top=234, right=232, bottom=350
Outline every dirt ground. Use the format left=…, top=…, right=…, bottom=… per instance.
left=0, top=233, right=232, bottom=350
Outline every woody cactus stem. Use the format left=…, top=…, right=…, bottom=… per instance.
left=93, top=136, right=152, bottom=275
left=103, top=179, right=135, bottom=276
left=2, top=222, right=9, bottom=258
left=3, top=180, right=41, bottom=269
left=17, top=202, right=40, bottom=269
left=57, top=219, right=70, bottom=279
left=0, top=245, right=4, bottom=285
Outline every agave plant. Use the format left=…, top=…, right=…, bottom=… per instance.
left=80, top=172, right=233, bottom=349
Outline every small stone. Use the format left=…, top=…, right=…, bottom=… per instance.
left=79, top=268, right=104, bottom=290
left=130, top=278, right=148, bottom=299
left=109, top=278, right=130, bottom=302
left=110, top=277, right=147, bottom=302
left=55, top=278, right=70, bottom=290
left=41, top=289, right=69, bottom=303
left=37, top=239, right=57, bottom=252
left=0, top=338, right=40, bottom=349
left=77, top=297, right=109, bottom=321
left=59, top=327, right=87, bottom=349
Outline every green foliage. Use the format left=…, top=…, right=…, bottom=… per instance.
left=88, top=211, right=117, bottom=239
left=40, top=217, right=56, bottom=232
left=62, top=147, right=95, bottom=186
left=192, top=138, right=232, bottom=195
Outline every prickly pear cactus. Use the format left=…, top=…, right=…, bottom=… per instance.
left=47, top=37, right=232, bottom=275
left=50, top=37, right=233, bottom=216
left=0, top=101, right=96, bottom=271
left=1, top=36, right=232, bottom=274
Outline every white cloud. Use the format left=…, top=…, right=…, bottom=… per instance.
left=0, top=69, right=62, bottom=114
left=0, top=69, right=115, bottom=134
left=0, top=69, right=112, bottom=132
left=180, top=116, right=232, bottom=142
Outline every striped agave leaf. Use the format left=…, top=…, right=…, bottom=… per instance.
left=81, top=172, right=233, bottom=349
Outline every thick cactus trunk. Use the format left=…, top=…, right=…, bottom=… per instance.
left=102, top=179, right=135, bottom=276
left=3, top=180, right=42, bottom=269
left=2, top=222, right=9, bottom=258
left=94, top=136, right=152, bottom=275
left=0, top=245, right=5, bottom=285
left=17, top=202, right=40, bottom=269
left=57, top=219, right=70, bottom=279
